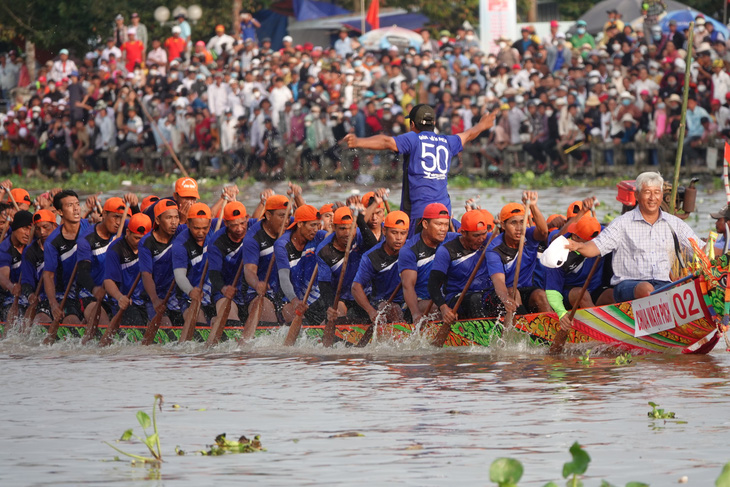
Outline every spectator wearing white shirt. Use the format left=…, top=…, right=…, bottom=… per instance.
left=50, top=49, right=78, bottom=82
left=101, top=38, right=122, bottom=63
left=712, top=59, right=730, bottom=103
left=146, top=39, right=167, bottom=75
left=0, top=52, right=19, bottom=101
left=207, top=73, right=232, bottom=116
left=334, top=28, right=354, bottom=58
left=207, top=25, right=236, bottom=58
left=269, top=77, right=293, bottom=127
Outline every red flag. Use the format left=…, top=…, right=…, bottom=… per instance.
left=366, top=0, right=380, bottom=30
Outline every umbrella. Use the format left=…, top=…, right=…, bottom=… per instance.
left=659, top=9, right=730, bottom=39
left=579, top=0, right=692, bottom=34
left=359, top=26, right=423, bottom=52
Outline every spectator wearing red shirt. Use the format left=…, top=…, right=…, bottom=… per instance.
left=121, top=29, right=144, bottom=72
left=165, top=26, right=187, bottom=63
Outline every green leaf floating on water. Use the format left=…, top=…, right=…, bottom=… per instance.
left=563, top=442, right=591, bottom=478
left=489, top=457, right=523, bottom=486
left=717, top=462, right=730, bottom=487
left=625, top=482, right=650, bottom=487
left=120, top=429, right=133, bottom=441
left=144, top=433, right=159, bottom=451
left=329, top=432, right=364, bottom=438
left=137, top=411, right=151, bottom=429
left=542, top=483, right=560, bottom=487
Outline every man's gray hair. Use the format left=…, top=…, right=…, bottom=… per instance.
left=635, top=172, right=664, bottom=193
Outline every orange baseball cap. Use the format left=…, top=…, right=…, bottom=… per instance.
left=333, top=207, right=354, bottom=224
left=361, top=191, right=384, bottom=209
left=188, top=202, right=212, bottom=220
left=547, top=214, right=564, bottom=229
left=566, top=201, right=583, bottom=219
left=461, top=209, right=488, bottom=232
left=288, top=204, right=320, bottom=230
left=154, top=199, right=179, bottom=219
left=320, top=203, right=334, bottom=215
left=174, top=177, right=200, bottom=199
left=265, top=194, right=290, bottom=211
left=215, top=24, right=225, bottom=32
left=422, top=202, right=450, bottom=219
left=499, top=203, right=525, bottom=224
left=224, top=201, right=247, bottom=221
left=480, top=209, right=495, bottom=231
left=140, top=195, right=160, bottom=212
left=574, top=216, right=601, bottom=241
left=103, top=197, right=130, bottom=215
left=33, top=209, right=56, bottom=224
left=8, top=188, right=31, bottom=205
left=128, top=213, right=152, bottom=235
left=384, top=211, right=409, bottom=230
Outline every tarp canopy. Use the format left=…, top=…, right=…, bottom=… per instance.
left=578, top=0, right=694, bottom=34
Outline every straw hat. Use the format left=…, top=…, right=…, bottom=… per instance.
left=585, top=94, right=601, bottom=107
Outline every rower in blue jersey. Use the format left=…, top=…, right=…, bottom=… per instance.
left=77, top=197, right=130, bottom=326
left=139, top=199, right=181, bottom=326
left=208, top=201, right=253, bottom=327
left=104, top=213, right=152, bottom=326
left=0, top=210, right=32, bottom=321
left=352, top=211, right=410, bottom=324
left=242, top=194, right=292, bottom=323
left=360, top=190, right=386, bottom=242
left=428, top=210, right=494, bottom=324
left=484, top=192, right=551, bottom=316
left=274, top=204, right=327, bottom=324
left=20, top=210, right=58, bottom=323
left=344, top=104, right=497, bottom=235
left=545, top=216, right=613, bottom=331
left=42, top=190, right=92, bottom=324
left=399, top=203, right=462, bottom=323
left=171, top=202, right=216, bottom=327
left=311, top=205, right=379, bottom=325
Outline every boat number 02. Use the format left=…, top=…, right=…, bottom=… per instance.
left=670, top=285, right=703, bottom=324
left=421, top=143, right=449, bottom=173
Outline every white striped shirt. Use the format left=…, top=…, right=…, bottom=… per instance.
left=593, top=207, right=702, bottom=285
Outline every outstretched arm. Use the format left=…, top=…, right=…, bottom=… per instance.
left=458, top=110, right=498, bottom=146
left=343, top=133, right=397, bottom=152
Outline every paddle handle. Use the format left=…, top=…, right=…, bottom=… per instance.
left=501, top=203, right=533, bottom=337
left=207, top=258, right=245, bottom=345
left=116, top=202, right=130, bottom=239
left=323, top=212, right=359, bottom=347
left=4, top=186, right=20, bottom=211
left=431, top=228, right=501, bottom=347
left=139, top=101, right=190, bottom=178
left=81, top=287, right=106, bottom=344
left=179, top=260, right=209, bottom=343
left=44, top=262, right=80, bottom=344
left=140, top=279, right=177, bottom=346
left=99, top=272, right=142, bottom=346
left=548, top=257, right=602, bottom=355
left=214, top=199, right=228, bottom=232
left=23, top=277, right=44, bottom=326
left=284, top=263, right=319, bottom=347
left=240, top=196, right=294, bottom=343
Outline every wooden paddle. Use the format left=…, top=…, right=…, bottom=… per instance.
left=355, top=282, right=402, bottom=348
left=283, top=264, right=319, bottom=346
left=322, top=210, right=359, bottom=347
left=501, top=200, right=532, bottom=336
left=141, top=280, right=177, bottom=346
left=98, top=272, right=142, bottom=347
left=179, top=201, right=227, bottom=343
left=83, top=202, right=130, bottom=343
left=43, top=262, right=80, bottom=344
left=23, top=278, right=44, bottom=329
left=548, top=257, right=602, bottom=355
left=430, top=226, right=501, bottom=347
left=139, top=101, right=190, bottom=178
left=207, top=259, right=245, bottom=345
left=3, top=186, right=20, bottom=211
left=239, top=196, right=294, bottom=343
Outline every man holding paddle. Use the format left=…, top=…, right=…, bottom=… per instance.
left=399, top=203, right=459, bottom=323
left=485, top=192, right=551, bottom=316
left=566, top=172, right=704, bottom=302
left=352, top=211, right=410, bottom=324
left=171, top=203, right=216, bottom=327
left=428, top=209, right=493, bottom=324
left=77, top=197, right=131, bottom=326
left=0, top=210, right=33, bottom=321
left=41, top=190, right=92, bottom=325
left=104, top=213, right=152, bottom=326
left=20, top=210, right=58, bottom=323
left=344, top=104, right=498, bottom=235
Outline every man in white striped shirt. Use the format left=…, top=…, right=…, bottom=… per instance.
left=567, top=172, right=703, bottom=302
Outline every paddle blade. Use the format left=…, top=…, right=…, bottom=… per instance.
left=322, top=318, right=336, bottom=347
left=284, top=313, right=305, bottom=346
left=355, top=324, right=375, bottom=348
left=431, top=321, right=452, bottom=347
left=240, top=297, right=263, bottom=343
left=179, top=300, right=201, bottom=343
left=548, top=328, right=570, bottom=355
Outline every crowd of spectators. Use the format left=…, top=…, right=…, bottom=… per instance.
left=1, top=9, right=729, bottom=179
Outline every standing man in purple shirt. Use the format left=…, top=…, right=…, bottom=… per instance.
left=344, top=104, right=497, bottom=235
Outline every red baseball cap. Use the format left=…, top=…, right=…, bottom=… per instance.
left=288, top=204, right=320, bottom=230
left=422, top=203, right=450, bottom=220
